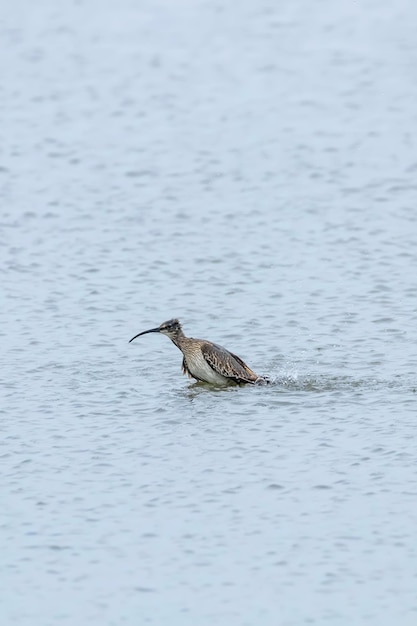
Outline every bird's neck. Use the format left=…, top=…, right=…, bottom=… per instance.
left=169, top=330, right=187, bottom=349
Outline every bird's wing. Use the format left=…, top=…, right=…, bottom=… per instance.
left=182, top=356, right=188, bottom=375
left=201, top=342, right=259, bottom=384
left=182, top=356, right=198, bottom=380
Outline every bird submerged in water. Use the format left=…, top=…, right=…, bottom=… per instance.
left=129, top=319, right=267, bottom=385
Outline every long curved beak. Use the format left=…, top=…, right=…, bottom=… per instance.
left=129, top=327, right=160, bottom=343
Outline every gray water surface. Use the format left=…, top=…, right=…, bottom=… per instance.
left=2, top=1, right=417, bottom=625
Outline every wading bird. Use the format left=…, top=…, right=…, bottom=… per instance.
left=129, top=319, right=267, bottom=385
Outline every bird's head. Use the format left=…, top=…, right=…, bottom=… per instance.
left=129, top=319, right=183, bottom=343
left=158, top=319, right=183, bottom=339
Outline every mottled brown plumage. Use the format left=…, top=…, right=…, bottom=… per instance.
left=129, top=319, right=266, bottom=385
